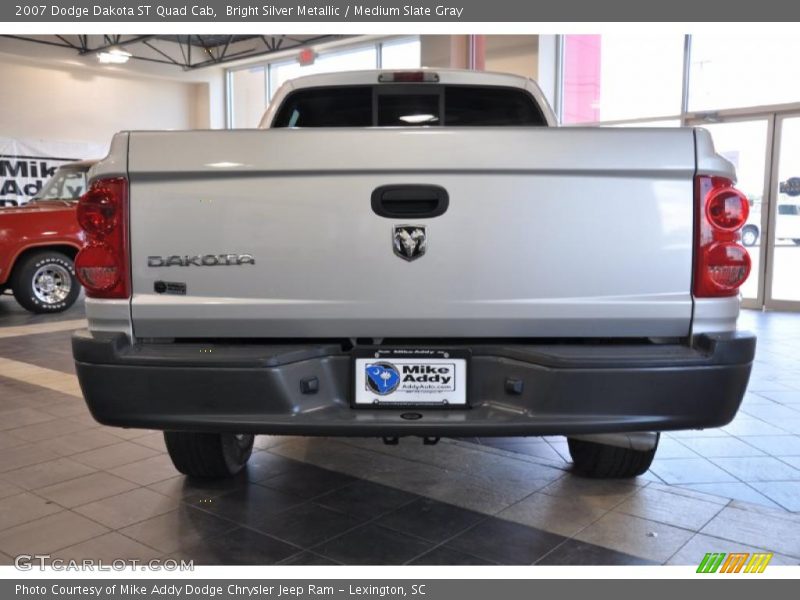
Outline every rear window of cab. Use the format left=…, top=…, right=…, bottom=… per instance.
left=272, top=85, right=548, bottom=128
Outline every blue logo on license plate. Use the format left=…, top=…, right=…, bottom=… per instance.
left=365, top=362, right=401, bottom=395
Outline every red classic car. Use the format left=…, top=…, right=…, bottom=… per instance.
left=0, top=160, right=95, bottom=313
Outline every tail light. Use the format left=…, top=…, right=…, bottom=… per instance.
left=694, top=175, right=751, bottom=297
left=75, top=177, right=130, bottom=299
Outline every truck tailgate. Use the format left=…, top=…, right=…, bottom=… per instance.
left=126, top=128, right=696, bottom=339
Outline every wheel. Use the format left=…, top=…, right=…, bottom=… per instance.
left=567, top=434, right=659, bottom=478
left=11, top=250, right=79, bottom=313
left=793, top=239, right=800, bottom=246
left=164, top=432, right=254, bottom=478
left=741, top=225, right=759, bottom=247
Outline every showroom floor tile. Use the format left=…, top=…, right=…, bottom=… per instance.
left=408, top=545, right=495, bottom=565
left=0, top=510, right=109, bottom=557
left=612, top=486, right=725, bottom=531
left=496, top=492, right=609, bottom=537
left=52, top=532, right=164, bottom=563
left=0, top=296, right=800, bottom=565
left=445, top=516, right=566, bottom=565
left=374, top=497, right=485, bottom=543
left=535, top=539, right=654, bottom=566
left=308, top=523, right=433, bottom=566
left=174, top=527, right=299, bottom=566
left=254, top=502, right=366, bottom=548
left=574, top=511, right=696, bottom=564
left=36, top=471, right=139, bottom=508
left=700, top=505, right=800, bottom=558
left=118, top=507, right=239, bottom=554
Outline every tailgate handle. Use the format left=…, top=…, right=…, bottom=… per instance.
left=371, top=185, right=449, bottom=219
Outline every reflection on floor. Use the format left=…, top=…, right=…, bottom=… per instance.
left=0, top=296, right=798, bottom=565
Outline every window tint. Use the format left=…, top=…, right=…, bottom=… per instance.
left=273, top=87, right=372, bottom=127
left=444, top=86, right=545, bottom=126
left=272, top=85, right=546, bottom=127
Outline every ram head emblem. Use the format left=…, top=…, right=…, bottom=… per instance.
left=393, top=225, right=427, bottom=261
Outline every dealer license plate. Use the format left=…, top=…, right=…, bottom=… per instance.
left=353, top=349, right=468, bottom=407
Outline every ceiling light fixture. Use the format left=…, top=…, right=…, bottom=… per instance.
left=97, top=47, right=132, bottom=64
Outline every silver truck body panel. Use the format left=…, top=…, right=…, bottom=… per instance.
left=109, top=127, right=730, bottom=339
left=695, top=127, right=739, bottom=179
left=90, top=131, right=129, bottom=181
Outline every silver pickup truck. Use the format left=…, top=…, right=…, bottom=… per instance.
left=71, top=69, right=756, bottom=479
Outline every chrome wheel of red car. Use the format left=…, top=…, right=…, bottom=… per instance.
left=11, top=250, right=80, bottom=313
left=32, top=263, right=73, bottom=305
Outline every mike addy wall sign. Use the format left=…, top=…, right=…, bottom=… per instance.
left=0, top=138, right=104, bottom=206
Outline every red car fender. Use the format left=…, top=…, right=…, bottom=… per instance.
left=0, top=204, right=84, bottom=286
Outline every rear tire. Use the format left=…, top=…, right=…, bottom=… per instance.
left=11, top=250, right=79, bottom=313
left=568, top=434, right=659, bottom=479
left=164, top=432, right=254, bottom=478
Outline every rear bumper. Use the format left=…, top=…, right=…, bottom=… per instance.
left=72, top=330, right=755, bottom=437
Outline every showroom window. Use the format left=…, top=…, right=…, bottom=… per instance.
left=380, top=37, right=422, bottom=69
left=227, top=37, right=421, bottom=128
left=559, top=33, right=800, bottom=126
left=268, top=45, right=378, bottom=99
left=561, top=34, right=685, bottom=125
left=688, top=34, right=800, bottom=112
